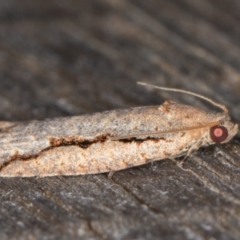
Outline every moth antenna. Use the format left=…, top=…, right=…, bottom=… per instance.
left=137, top=82, right=228, bottom=113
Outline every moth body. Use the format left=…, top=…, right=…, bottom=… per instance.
left=0, top=100, right=237, bottom=177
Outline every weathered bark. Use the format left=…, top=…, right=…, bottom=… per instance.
left=0, top=0, right=240, bottom=239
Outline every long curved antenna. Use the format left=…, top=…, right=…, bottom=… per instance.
left=137, top=82, right=228, bottom=113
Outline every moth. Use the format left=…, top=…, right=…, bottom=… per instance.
left=0, top=82, right=237, bottom=177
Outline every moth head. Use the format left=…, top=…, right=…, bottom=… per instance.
left=137, top=82, right=238, bottom=144
left=210, top=126, right=228, bottom=143
left=209, top=118, right=238, bottom=144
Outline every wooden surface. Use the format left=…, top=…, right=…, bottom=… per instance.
left=0, top=0, right=240, bottom=239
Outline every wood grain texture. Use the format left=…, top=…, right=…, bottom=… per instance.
left=0, top=0, right=240, bottom=239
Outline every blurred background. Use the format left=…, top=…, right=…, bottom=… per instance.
left=0, top=0, right=240, bottom=239
left=1, top=0, right=240, bottom=121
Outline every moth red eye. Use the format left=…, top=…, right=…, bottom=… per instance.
left=210, top=126, right=228, bottom=143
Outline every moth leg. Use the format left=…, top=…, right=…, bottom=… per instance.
left=187, top=140, right=203, bottom=157
left=108, top=170, right=115, bottom=179
left=179, top=140, right=203, bottom=166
